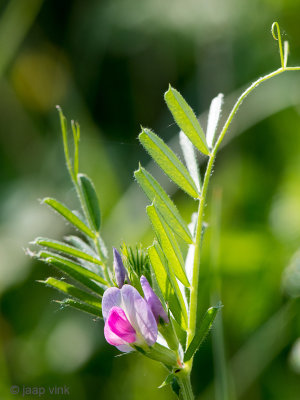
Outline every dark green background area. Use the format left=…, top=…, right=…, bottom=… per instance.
left=0, top=0, right=300, bottom=399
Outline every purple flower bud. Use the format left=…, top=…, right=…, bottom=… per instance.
left=102, top=285, right=158, bottom=353
left=113, top=248, right=126, bottom=288
left=140, top=275, right=169, bottom=324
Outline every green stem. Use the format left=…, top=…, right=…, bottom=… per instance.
left=187, top=65, right=300, bottom=347
left=135, top=342, right=179, bottom=368
left=271, top=23, right=285, bottom=69
left=60, top=111, right=113, bottom=286
left=177, top=371, right=194, bottom=400
left=210, top=189, right=230, bottom=400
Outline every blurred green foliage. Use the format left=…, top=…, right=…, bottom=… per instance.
left=0, top=0, right=300, bottom=399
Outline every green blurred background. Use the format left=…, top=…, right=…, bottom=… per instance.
left=0, top=0, right=300, bottom=399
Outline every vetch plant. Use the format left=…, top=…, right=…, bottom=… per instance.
left=28, top=23, right=300, bottom=399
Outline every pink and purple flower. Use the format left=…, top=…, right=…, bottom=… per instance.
left=102, top=275, right=168, bottom=352
left=102, top=284, right=158, bottom=352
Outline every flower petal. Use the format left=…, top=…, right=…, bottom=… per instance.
left=107, top=307, right=136, bottom=343
left=113, top=248, right=126, bottom=288
left=140, top=276, right=169, bottom=323
left=121, top=284, right=158, bottom=346
left=116, top=344, right=133, bottom=353
left=103, top=303, right=135, bottom=353
left=102, top=287, right=122, bottom=321
left=104, top=321, right=127, bottom=346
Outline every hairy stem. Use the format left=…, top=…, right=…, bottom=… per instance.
left=187, top=65, right=300, bottom=348
left=177, top=371, right=194, bottom=400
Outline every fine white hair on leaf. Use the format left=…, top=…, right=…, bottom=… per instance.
left=206, top=93, right=224, bottom=149
left=179, top=131, right=201, bottom=191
